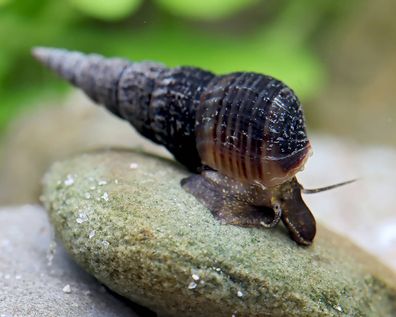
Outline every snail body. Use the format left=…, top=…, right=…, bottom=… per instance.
left=33, top=47, right=315, bottom=245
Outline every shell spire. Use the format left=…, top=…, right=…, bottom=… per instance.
left=32, top=47, right=132, bottom=117
left=32, top=47, right=215, bottom=172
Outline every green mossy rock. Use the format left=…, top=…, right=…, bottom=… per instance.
left=42, top=150, right=396, bottom=317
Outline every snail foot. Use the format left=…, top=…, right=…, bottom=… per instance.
left=181, top=172, right=278, bottom=228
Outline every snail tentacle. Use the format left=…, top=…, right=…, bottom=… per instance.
left=302, top=179, right=357, bottom=194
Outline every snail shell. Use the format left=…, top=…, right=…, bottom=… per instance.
left=33, top=47, right=315, bottom=245
left=32, top=47, right=311, bottom=186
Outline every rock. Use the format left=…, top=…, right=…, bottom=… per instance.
left=0, top=205, right=150, bottom=317
left=0, top=91, right=169, bottom=205
left=42, top=150, right=396, bottom=317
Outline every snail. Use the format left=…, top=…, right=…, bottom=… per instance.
left=32, top=47, right=354, bottom=246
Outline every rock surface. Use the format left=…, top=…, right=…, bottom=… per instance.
left=42, top=150, right=396, bottom=317
left=0, top=205, right=146, bottom=317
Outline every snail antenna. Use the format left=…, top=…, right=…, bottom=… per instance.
left=302, top=179, right=357, bottom=194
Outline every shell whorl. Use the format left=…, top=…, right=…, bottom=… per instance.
left=196, top=72, right=311, bottom=187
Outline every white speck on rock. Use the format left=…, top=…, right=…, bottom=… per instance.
left=129, top=162, right=139, bottom=169
left=89, top=230, right=96, bottom=239
left=15, top=275, right=22, bottom=280
left=62, top=284, right=72, bottom=293
left=102, top=240, right=110, bottom=248
left=192, top=274, right=200, bottom=281
left=98, top=180, right=107, bottom=186
left=76, top=212, right=88, bottom=224
left=101, top=192, right=109, bottom=201
left=188, top=281, right=197, bottom=289
left=114, top=179, right=119, bottom=184
left=237, top=290, right=244, bottom=297
left=335, top=305, right=343, bottom=312
left=64, top=174, right=74, bottom=186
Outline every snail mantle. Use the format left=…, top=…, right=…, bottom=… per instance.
left=42, top=150, right=396, bottom=317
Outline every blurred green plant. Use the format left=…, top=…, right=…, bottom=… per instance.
left=69, top=0, right=142, bottom=21
left=0, top=0, right=10, bottom=7
left=0, top=0, right=355, bottom=134
left=155, top=0, right=258, bottom=19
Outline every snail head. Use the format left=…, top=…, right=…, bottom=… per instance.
left=273, top=178, right=356, bottom=245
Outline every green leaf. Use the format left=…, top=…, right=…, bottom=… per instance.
left=69, top=0, right=141, bottom=21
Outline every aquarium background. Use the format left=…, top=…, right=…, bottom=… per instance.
left=1, top=0, right=395, bottom=144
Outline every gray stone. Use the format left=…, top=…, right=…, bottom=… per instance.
left=42, top=150, right=396, bottom=317
left=0, top=205, right=143, bottom=317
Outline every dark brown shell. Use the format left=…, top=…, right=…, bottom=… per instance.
left=196, top=72, right=311, bottom=187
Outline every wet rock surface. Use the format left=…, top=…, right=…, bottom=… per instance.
left=42, top=150, right=396, bottom=317
left=0, top=205, right=145, bottom=317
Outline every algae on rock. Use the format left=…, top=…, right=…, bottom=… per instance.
left=42, top=150, right=396, bottom=317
